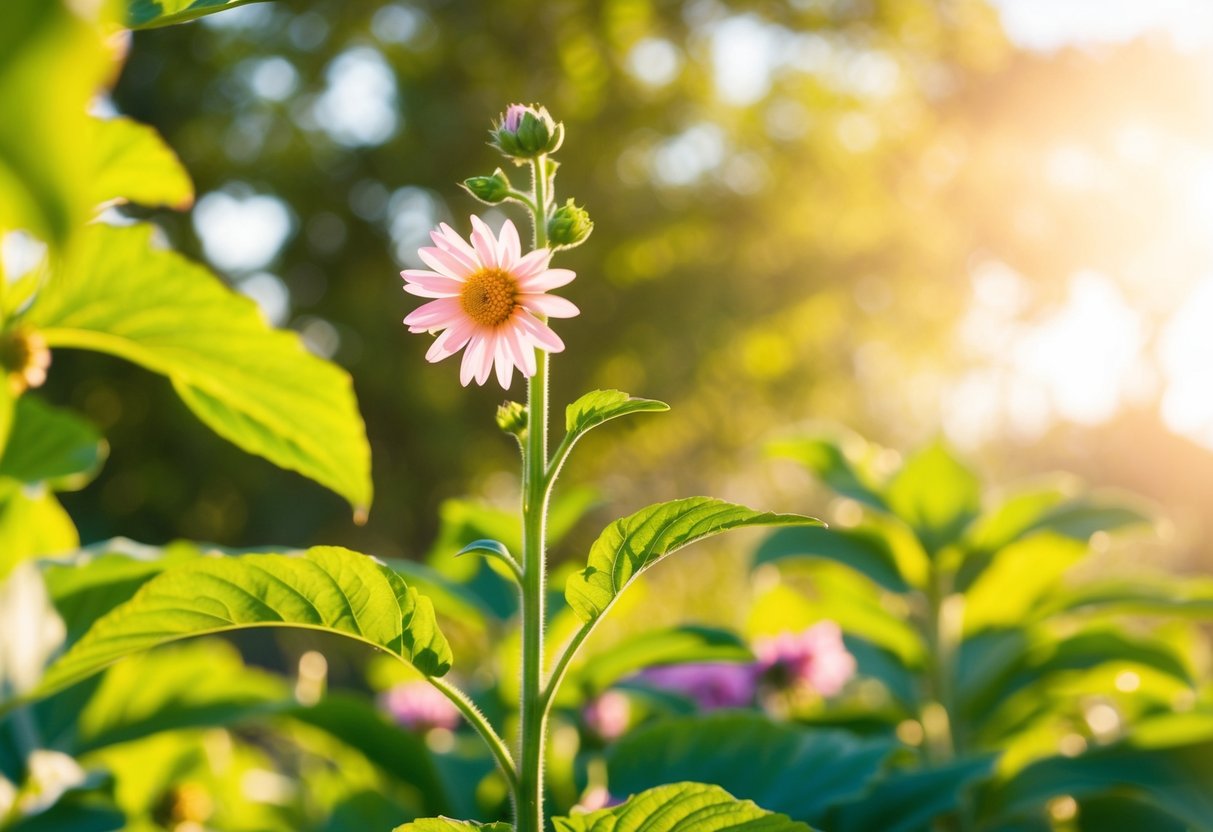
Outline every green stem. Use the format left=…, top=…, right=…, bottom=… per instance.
left=517, top=154, right=552, bottom=832
left=540, top=622, right=593, bottom=717
left=428, top=676, right=518, bottom=791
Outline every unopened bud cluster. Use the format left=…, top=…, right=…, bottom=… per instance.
left=1, top=329, right=50, bottom=395
left=491, top=103, right=564, bottom=160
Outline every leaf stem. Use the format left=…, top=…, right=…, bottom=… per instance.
left=428, top=675, right=518, bottom=790
left=540, top=621, right=594, bottom=717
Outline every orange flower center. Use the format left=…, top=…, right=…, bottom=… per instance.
left=460, top=268, right=518, bottom=327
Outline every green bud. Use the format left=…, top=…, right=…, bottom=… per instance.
left=491, top=103, right=564, bottom=161
left=496, top=400, right=528, bottom=439
left=547, top=199, right=593, bottom=249
left=462, top=169, right=512, bottom=204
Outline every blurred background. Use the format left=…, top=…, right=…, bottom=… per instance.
left=44, top=0, right=1213, bottom=571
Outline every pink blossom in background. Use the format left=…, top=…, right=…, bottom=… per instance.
left=401, top=216, right=578, bottom=388
left=381, top=680, right=461, bottom=732
left=753, top=621, right=857, bottom=697
left=583, top=690, right=632, bottom=740
left=632, top=662, right=758, bottom=711
left=577, top=786, right=623, bottom=812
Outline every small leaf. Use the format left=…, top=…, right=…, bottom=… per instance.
left=565, top=389, right=669, bottom=437
left=0, top=395, right=106, bottom=492
left=394, top=819, right=512, bottom=831
left=0, top=480, right=77, bottom=578
left=885, top=441, right=981, bottom=555
left=34, top=546, right=451, bottom=701
left=28, top=224, right=372, bottom=515
left=768, top=433, right=888, bottom=512
left=126, top=0, right=272, bottom=29
left=552, top=782, right=817, bottom=831
left=87, top=116, right=193, bottom=211
left=566, top=497, right=820, bottom=624
left=455, top=539, right=520, bottom=578
left=608, top=713, right=896, bottom=824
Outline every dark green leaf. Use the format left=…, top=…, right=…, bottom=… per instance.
left=826, top=755, right=997, bottom=832
left=0, top=394, right=106, bottom=492
left=754, top=525, right=908, bottom=593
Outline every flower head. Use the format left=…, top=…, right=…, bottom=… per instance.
left=491, top=103, right=564, bottom=158
left=753, top=621, right=856, bottom=697
left=402, top=216, right=578, bottom=388
left=380, top=680, right=461, bottom=732
left=583, top=690, right=632, bottom=741
left=632, top=662, right=758, bottom=711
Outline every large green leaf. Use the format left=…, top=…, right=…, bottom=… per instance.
left=27, top=223, right=372, bottom=515
left=393, top=820, right=512, bottom=832
left=563, top=626, right=751, bottom=701
left=87, top=116, right=193, bottom=211
left=754, top=525, right=909, bottom=593
left=552, top=782, right=817, bottom=831
left=885, top=441, right=981, bottom=555
left=768, top=433, right=888, bottom=512
left=0, top=479, right=77, bottom=578
left=566, top=497, right=820, bottom=624
left=564, top=389, right=668, bottom=444
left=34, top=546, right=451, bottom=701
left=607, top=713, right=896, bottom=824
left=825, top=755, right=997, bottom=832
left=126, top=0, right=272, bottom=29
left=0, top=394, right=106, bottom=491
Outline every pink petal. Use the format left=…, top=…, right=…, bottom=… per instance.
left=503, top=325, right=537, bottom=377
left=518, top=267, right=575, bottom=292
left=418, top=246, right=471, bottom=279
left=461, top=334, right=488, bottom=386
left=426, top=318, right=474, bottom=362
left=516, top=310, right=565, bottom=352
left=469, top=215, right=499, bottom=269
left=402, top=270, right=462, bottom=298
left=433, top=224, right=479, bottom=272
left=494, top=337, right=514, bottom=389
left=476, top=331, right=497, bottom=385
left=519, top=293, right=579, bottom=318
left=404, top=298, right=462, bottom=331
left=512, top=249, right=552, bottom=280
left=497, top=219, right=521, bottom=270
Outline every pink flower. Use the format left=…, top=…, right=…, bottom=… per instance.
left=753, top=622, right=856, bottom=698
left=633, top=663, right=758, bottom=711
left=583, top=690, right=632, bottom=741
left=381, top=681, right=461, bottom=732
left=401, top=216, right=578, bottom=388
left=503, top=103, right=528, bottom=132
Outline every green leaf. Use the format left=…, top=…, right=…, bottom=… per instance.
left=564, top=389, right=668, bottom=438
left=754, top=525, right=909, bottom=593
left=393, top=820, right=512, bottom=831
left=454, top=539, right=520, bottom=580
left=0, top=480, right=77, bottom=578
left=0, top=394, right=106, bottom=491
left=28, top=224, right=372, bottom=515
left=607, top=713, right=896, bottom=824
left=34, top=546, right=451, bottom=701
left=564, top=626, right=752, bottom=700
left=126, top=0, right=273, bottom=29
left=885, top=441, right=981, bottom=555
left=552, top=782, right=817, bottom=831
left=87, top=116, right=193, bottom=211
left=768, top=433, right=888, bottom=512
left=566, top=497, right=821, bottom=624
left=826, top=755, right=997, bottom=832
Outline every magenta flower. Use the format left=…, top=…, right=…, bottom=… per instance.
left=503, top=103, right=527, bottom=132
left=753, top=621, right=857, bottom=697
left=381, top=681, right=461, bottom=732
left=402, top=216, right=578, bottom=388
left=583, top=690, right=632, bottom=741
left=633, top=663, right=758, bottom=711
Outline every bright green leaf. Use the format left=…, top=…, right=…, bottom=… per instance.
left=0, top=394, right=106, bottom=491
left=0, top=479, right=78, bottom=578
left=768, top=433, right=888, bottom=512
left=553, top=782, right=817, bottom=832
left=885, top=441, right=981, bottom=555
left=34, top=546, right=451, bottom=702
left=126, top=0, right=272, bottom=29
left=565, top=497, right=821, bottom=624
left=87, top=116, right=193, bottom=211
left=564, top=389, right=668, bottom=438
left=607, top=713, right=896, bottom=824
left=28, top=224, right=372, bottom=515
left=393, top=819, right=512, bottom=832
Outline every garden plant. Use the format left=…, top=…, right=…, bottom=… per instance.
left=3, top=1, right=1213, bottom=832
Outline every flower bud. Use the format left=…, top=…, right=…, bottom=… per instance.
left=491, top=103, right=564, bottom=160
left=462, top=169, right=512, bottom=204
left=0, top=329, right=50, bottom=395
left=547, top=199, right=593, bottom=249
left=496, top=400, right=528, bottom=438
